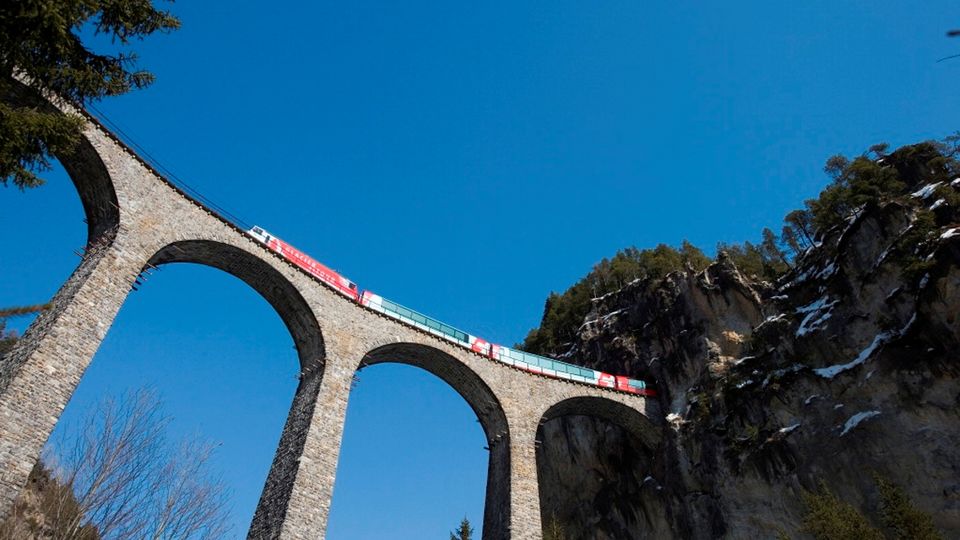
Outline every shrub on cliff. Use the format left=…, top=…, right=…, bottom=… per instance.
left=874, top=475, right=944, bottom=540
left=800, top=482, right=883, bottom=540
left=521, top=241, right=709, bottom=355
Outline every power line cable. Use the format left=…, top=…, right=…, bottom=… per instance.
left=85, top=103, right=253, bottom=230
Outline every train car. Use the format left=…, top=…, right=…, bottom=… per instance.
left=248, top=226, right=359, bottom=301
left=616, top=375, right=655, bottom=396
left=361, top=291, right=473, bottom=347
left=251, top=225, right=656, bottom=396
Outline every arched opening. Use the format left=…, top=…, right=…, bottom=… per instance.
left=44, top=260, right=310, bottom=536
left=1, top=82, right=120, bottom=397
left=537, top=397, right=668, bottom=540
left=2, top=78, right=120, bottom=244
left=327, top=342, right=509, bottom=540
left=147, top=239, right=325, bottom=370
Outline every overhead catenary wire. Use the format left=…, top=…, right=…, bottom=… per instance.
left=85, top=103, right=253, bottom=231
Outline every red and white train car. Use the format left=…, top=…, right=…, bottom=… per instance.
left=248, top=226, right=359, bottom=300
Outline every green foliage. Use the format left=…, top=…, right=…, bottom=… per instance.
left=0, top=304, right=47, bottom=356
left=522, top=137, right=960, bottom=357
left=782, top=140, right=958, bottom=253
left=801, top=482, right=884, bottom=540
left=0, top=1, right=179, bottom=188
left=450, top=517, right=473, bottom=540
left=874, top=475, right=944, bottom=540
left=717, top=228, right=789, bottom=281
left=521, top=242, right=705, bottom=354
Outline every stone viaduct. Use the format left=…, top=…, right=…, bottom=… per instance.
left=0, top=82, right=662, bottom=539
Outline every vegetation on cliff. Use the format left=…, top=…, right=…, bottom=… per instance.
left=521, top=135, right=960, bottom=357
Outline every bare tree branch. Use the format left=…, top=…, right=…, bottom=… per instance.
left=2, top=388, right=232, bottom=540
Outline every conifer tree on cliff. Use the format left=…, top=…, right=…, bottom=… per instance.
left=0, top=1, right=180, bottom=189
left=450, top=517, right=473, bottom=540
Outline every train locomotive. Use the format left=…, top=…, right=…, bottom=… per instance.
left=248, top=226, right=655, bottom=396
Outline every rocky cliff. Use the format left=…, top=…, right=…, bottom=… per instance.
left=535, top=145, right=960, bottom=539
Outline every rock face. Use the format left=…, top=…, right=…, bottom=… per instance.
left=536, top=160, right=960, bottom=538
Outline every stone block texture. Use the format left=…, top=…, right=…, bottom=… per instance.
left=0, top=88, right=662, bottom=539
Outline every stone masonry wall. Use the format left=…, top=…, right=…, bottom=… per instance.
left=0, top=94, right=663, bottom=539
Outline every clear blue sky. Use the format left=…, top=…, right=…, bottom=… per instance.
left=2, top=2, right=957, bottom=538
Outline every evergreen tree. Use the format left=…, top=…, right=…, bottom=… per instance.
left=780, top=225, right=802, bottom=257
left=450, top=517, right=473, bottom=540
left=874, top=475, right=944, bottom=540
left=801, top=482, right=883, bottom=540
left=784, top=209, right=815, bottom=248
left=0, top=304, right=48, bottom=356
left=1, top=1, right=180, bottom=189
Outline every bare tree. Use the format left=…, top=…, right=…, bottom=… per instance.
left=1, top=389, right=232, bottom=540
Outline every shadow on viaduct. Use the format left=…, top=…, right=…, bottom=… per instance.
left=0, top=81, right=663, bottom=539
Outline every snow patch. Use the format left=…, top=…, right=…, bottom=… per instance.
left=941, top=227, right=959, bottom=240
left=814, top=333, right=889, bottom=378
left=840, top=410, right=881, bottom=436
left=733, top=355, right=756, bottom=366
left=885, top=287, right=901, bottom=301
left=804, top=394, right=820, bottom=406
left=951, top=177, right=960, bottom=187
left=834, top=404, right=845, bottom=410
left=762, top=364, right=804, bottom=387
left=912, top=182, right=942, bottom=199
left=930, top=198, right=947, bottom=210
left=874, top=246, right=892, bottom=268
left=778, top=423, right=801, bottom=434
left=919, top=273, right=930, bottom=288
left=796, top=296, right=838, bottom=337
left=815, top=262, right=837, bottom=279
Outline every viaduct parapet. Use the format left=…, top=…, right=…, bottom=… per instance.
left=0, top=82, right=663, bottom=539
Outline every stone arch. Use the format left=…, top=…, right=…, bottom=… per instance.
left=357, top=341, right=511, bottom=539
left=4, top=78, right=120, bottom=243
left=147, top=239, right=325, bottom=370
left=536, top=396, right=666, bottom=539
left=539, top=396, right=660, bottom=450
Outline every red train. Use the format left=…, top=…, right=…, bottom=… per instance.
left=249, top=226, right=655, bottom=396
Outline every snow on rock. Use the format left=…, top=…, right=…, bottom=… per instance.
left=814, top=262, right=837, bottom=279
left=804, top=395, right=820, bottom=406
left=930, top=198, right=947, bottom=210
left=814, top=332, right=889, bottom=378
left=764, top=313, right=787, bottom=323
left=951, top=177, right=960, bottom=187
left=840, top=410, right=881, bottom=436
left=796, top=296, right=838, bottom=337
left=762, top=364, right=803, bottom=387
left=778, top=423, right=801, bottom=434
left=911, top=182, right=943, bottom=199
left=874, top=246, right=892, bottom=269
left=920, top=273, right=931, bottom=288
left=941, top=227, right=960, bottom=240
